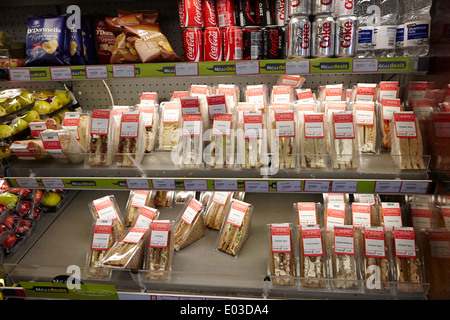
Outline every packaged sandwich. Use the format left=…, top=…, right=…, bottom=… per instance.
left=323, top=101, right=347, bottom=121
left=324, top=202, right=350, bottom=229
left=390, top=111, right=426, bottom=170
left=329, top=112, right=359, bottom=170
left=379, top=202, right=404, bottom=230
left=349, top=83, right=377, bottom=102
left=40, top=129, right=86, bottom=164
left=89, top=195, right=125, bottom=236
left=61, top=111, right=90, bottom=150
left=277, top=75, right=306, bottom=88
left=244, top=84, right=269, bottom=111
left=206, top=113, right=236, bottom=169
left=87, top=109, right=114, bottom=167
left=376, top=81, right=400, bottom=102
left=325, top=225, right=362, bottom=291
left=204, top=192, right=234, bottom=230
left=267, top=223, right=298, bottom=286
left=149, top=191, right=174, bottom=208
left=101, top=227, right=149, bottom=269
left=173, top=197, right=205, bottom=250
left=351, top=202, right=380, bottom=228
left=379, top=98, right=402, bottom=150
left=179, top=113, right=203, bottom=168
left=137, top=102, right=159, bottom=153
left=175, top=191, right=196, bottom=204
left=10, top=139, right=49, bottom=160
left=294, top=202, right=323, bottom=226
left=270, top=85, right=295, bottom=104
left=320, top=84, right=346, bottom=103
left=269, top=109, right=297, bottom=170
left=216, top=84, right=240, bottom=112
left=296, top=88, right=317, bottom=103
left=299, top=112, right=329, bottom=169
left=189, top=85, right=211, bottom=127
left=216, top=199, right=253, bottom=258
left=144, top=220, right=174, bottom=281
left=86, top=219, right=118, bottom=279
left=430, top=111, right=450, bottom=171
left=115, top=110, right=145, bottom=167
left=298, top=225, right=328, bottom=289
left=124, top=190, right=151, bottom=227
left=133, top=206, right=159, bottom=228
left=393, top=227, right=425, bottom=293
left=158, top=101, right=181, bottom=151
left=199, top=191, right=213, bottom=206
left=353, top=193, right=380, bottom=205
left=352, top=101, right=378, bottom=154
left=362, top=226, right=394, bottom=292
left=407, top=195, right=438, bottom=230
left=323, top=193, right=349, bottom=205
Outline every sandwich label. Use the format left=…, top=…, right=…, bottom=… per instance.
left=212, top=113, right=232, bottom=136
left=334, top=226, right=355, bottom=255
left=326, top=202, right=346, bottom=228
left=40, top=131, right=68, bottom=160
left=272, top=85, right=293, bottom=103
left=93, top=196, right=120, bottom=221
left=62, top=112, right=82, bottom=140
left=297, top=102, right=316, bottom=112
left=120, top=111, right=140, bottom=138
left=29, top=121, right=48, bottom=138
left=123, top=227, right=148, bottom=244
left=207, top=94, right=227, bottom=119
left=411, top=202, right=433, bottom=229
left=325, top=101, right=346, bottom=115
left=296, top=88, right=315, bottom=102
left=378, top=81, right=399, bottom=100
left=130, top=190, right=150, bottom=208
left=138, top=105, right=155, bottom=128
left=427, top=230, right=450, bottom=259
left=301, top=225, right=323, bottom=256
left=352, top=203, right=372, bottom=228
left=244, top=111, right=263, bottom=139
left=381, top=202, right=402, bottom=229
left=91, top=219, right=113, bottom=250
left=355, top=194, right=376, bottom=204
left=135, top=206, right=158, bottom=228
left=364, top=226, right=386, bottom=258
left=274, top=111, right=295, bottom=138
left=394, top=227, right=416, bottom=258
left=304, top=113, right=324, bottom=138
left=150, top=220, right=171, bottom=248
left=394, top=112, right=417, bottom=138
left=355, top=83, right=377, bottom=101
left=91, top=110, right=110, bottom=135
left=190, top=84, right=209, bottom=97
left=226, top=200, right=250, bottom=228
left=324, top=84, right=343, bottom=101
left=271, top=223, right=291, bottom=253
left=297, top=202, right=317, bottom=225
left=181, top=199, right=203, bottom=225
left=354, top=102, right=375, bottom=126
left=172, top=91, right=189, bottom=101
left=212, top=192, right=230, bottom=206
left=182, top=114, right=202, bottom=136
left=162, top=102, right=180, bottom=123
left=139, top=92, right=157, bottom=106
left=327, top=193, right=346, bottom=203
left=432, top=112, right=450, bottom=138
left=333, top=112, right=355, bottom=139
left=246, top=85, right=266, bottom=107
left=382, top=98, right=402, bottom=120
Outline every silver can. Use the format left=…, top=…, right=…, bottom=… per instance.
left=335, top=15, right=358, bottom=57
left=334, top=0, right=355, bottom=17
left=287, top=0, right=311, bottom=17
left=311, top=14, right=335, bottom=58
left=311, top=0, right=334, bottom=15
left=287, top=15, right=311, bottom=58
left=275, top=0, right=286, bottom=26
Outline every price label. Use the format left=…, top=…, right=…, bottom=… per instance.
left=50, top=66, right=72, bottom=80
left=331, top=181, right=358, bottom=193
left=41, top=178, right=65, bottom=189
left=214, top=180, right=238, bottom=191
left=244, top=180, right=269, bottom=192
left=303, top=180, right=330, bottom=192
left=374, top=181, right=402, bottom=193
left=112, top=65, right=135, bottom=78
left=86, top=65, right=108, bottom=79
left=175, top=63, right=198, bottom=76
left=236, top=61, right=259, bottom=75
left=184, top=179, right=208, bottom=191
left=126, top=179, right=150, bottom=190
left=352, top=59, right=378, bottom=73
left=9, top=68, right=31, bottom=81
left=15, top=178, right=40, bottom=189
left=285, top=60, right=310, bottom=74
left=151, top=179, right=176, bottom=190
left=400, top=181, right=430, bottom=194
left=276, top=180, right=302, bottom=192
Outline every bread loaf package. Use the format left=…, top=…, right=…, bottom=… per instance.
left=87, top=109, right=115, bottom=167
left=137, top=101, right=159, bottom=153
left=206, top=113, right=236, bottom=169
left=144, top=220, right=174, bottom=281
left=89, top=195, right=126, bottom=236
left=298, top=225, right=328, bottom=289
left=269, top=108, right=297, bottom=170
left=40, top=128, right=86, bottom=164
left=392, top=227, right=425, bottom=293
left=216, top=199, right=253, bottom=258
left=204, top=192, right=234, bottom=230
left=101, top=226, right=149, bottom=269
left=173, top=197, right=205, bottom=250
left=329, top=111, right=360, bottom=170
left=352, top=101, right=379, bottom=154
left=179, top=113, right=203, bottom=168
left=362, top=226, right=394, bottom=292
left=325, top=226, right=363, bottom=291
left=390, top=111, right=426, bottom=170
left=149, top=191, right=174, bottom=208
left=86, top=219, right=119, bottom=279
left=124, top=190, right=151, bottom=227
left=294, top=202, right=323, bottom=227
left=157, top=101, right=181, bottom=151
left=115, top=110, right=146, bottom=167
left=299, top=112, right=329, bottom=169
left=267, top=223, right=298, bottom=286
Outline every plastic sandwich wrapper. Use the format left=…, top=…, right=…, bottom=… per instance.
left=267, top=223, right=299, bottom=287
left=148, top=190, right=175, bottom=208
left=329, top=111, right=360, bottom=171
left=157, top=101, right=181, bottom=151
left=124, top=190, right=152, bottom=227
left=136, top=98, right=159, bottom=153
left=40, top=128, right=86, bottom=164
left=205, top=112, right=236, bottom=169
left=378, top=98, right=403, bottom=151
left=174, top=191, right=196, bottom=204
left=86, top=108, right=115, bottom=167
left=350, top=101, right=380, bottom=154
left=88, top=195, right=125, bottom=238
left=61, top=111, right=91, bottom=151
left=204, top=192, right=236, bottom=231
left=115, top=109, right=146, bottom=167
left=173, top=196, right=205, bottom=250
left=294, top=201, right=325, bottom=227
left=244, top=84, right=269, bottom=112
left=178, top=113, right=203, bottom=168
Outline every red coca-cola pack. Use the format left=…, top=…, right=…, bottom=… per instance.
left=178, top=0, right=204, bottom=28
left=204, top=27, right=223, bottom=61
left=183, top=28, right=204, bottom=62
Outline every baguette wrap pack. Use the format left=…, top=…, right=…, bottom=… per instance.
left=158, top=101, right=181, bottom=151
left=40, top=128, right=86, bottom=164
left=144, top=220, right=174, bottom=281
left=89, top=195, right=125, bottom=237
left=268, top=223, right=298, bottom=286
left=87, top=109, right=114, bottom=167
left=173, top=197, right=205, bottom=250
left=298, top=225, right=328, bottom=289
left=125, top=190, right=151, bottom=227
left=216, top=199, right=253, bottom=258
left=87, top=219, right=118, bottom=279
left=204, top=192, right=234, bottom=230
left=330, top=111, right=359, bottom=170
left=299, top=112, right=329, bottom=169
left=116, top=110, right=146, bottom=167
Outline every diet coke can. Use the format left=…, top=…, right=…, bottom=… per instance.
left=237, top=0, right=257, bottom=26
left=275, top=0, right=286, bottom=26
left=222, top=26, right=244, bottom=61
left=311, top=14, right=335, bottom=58
left=311, top=0, right=334, bottom=15
left=203, top=0, right=218, bottom=28
left=286, top=15, right=310, bottom=58
left=335, top=15, right=358, bottom=57
left=334, top=0, right=354, bottom=17
left=178, top=0, right=204, bottom=28
left=243, top=26, right=263, bottom=59
left=287, top=0, right=311, bottom=18
left=263, top=25, right=285, bottom=59
left=183, top=28, right=203, bottom=62
left=204, top=27, right=223, bottom=61
left=216, top=0, right=236, bottom=27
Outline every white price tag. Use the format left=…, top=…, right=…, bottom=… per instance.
left=400, top=181, right=430, bottom=194
left=126, top=179, right=150, bottom=190
left=41, top=178, right=65, bottom=189
left=285, top=60, right=310, bottom=74
left=352, top=59, right=378, bottom=73
left=86, top=65, right=108, bottom=79
left=50, top=66, right=72, bottom=80
left=175, top=63, right=198, bottom=76
left=15, top=178, right=40, bottom=189
left=214, top=180, right=238, bottom=191
left=276, top=180, right=302, bottom=192
left=236, top=61, right=259, bottom=75
left=331, top=181, right=358, bottom=193
left=9, top=68, right=31, bottom=81
left=374, top=181, right=402, bottom=193
left=151, top=179, right=176, bottom=190
left=184, top=179, right=208, bottom=191
left=244, top=180, right=269, bottom=192
left=304, top=180, right=330, bottom=192
left=112, top=65, right=135, bottom=78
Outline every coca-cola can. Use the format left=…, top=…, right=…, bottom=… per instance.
left=275, top=0, right=286, bottom=26
left=216, top=0, right=236, bottom=27
left=203, top=0, right=218, bottom=28
left=183, top=27, right=203, bottom=62
left=237, top=0, right=257, bottom=26
left=287, top=0, right=311, bottom=17
left=222, top=26, right=244, bottom=61
left=286, top=15, right=310, bottom=58
left=334, top=0, right=354, bottom=17
left=255, top=0, right=273, bottom=26
left=204, top=27, right=223, bottom=61
left=311, top=0, right=334, bottom=15
left=311, top=14, right=335, bottom=58
left=263, top=25, right=285, bottom=59
left=243, top=26, right=263, bottom=60
left=335, top=15, right=358, bottom=57
left=178, top=0, right=204, bottom=28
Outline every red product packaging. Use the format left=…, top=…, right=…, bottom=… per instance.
left=183, top=28, right=203, bottom=62
left=178, top=0, right=204, bottom=28
left=222, top=26, right=243, bottom=61
left=203, top=0, right=218, bottom=28
left=95, top=18, right=116, bottom=64
left=216, top=0, right=237, bottom=27
left=204, top=27, right=223, bottom=61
